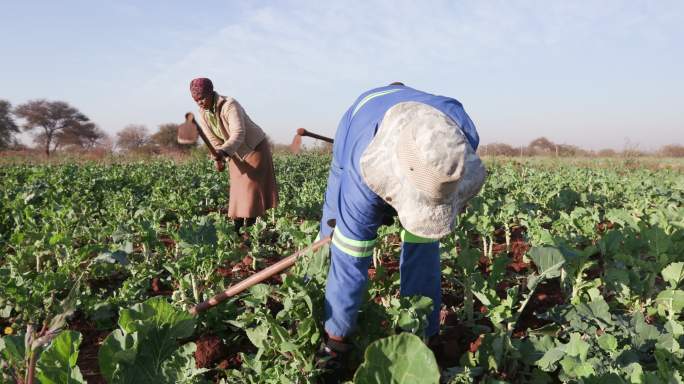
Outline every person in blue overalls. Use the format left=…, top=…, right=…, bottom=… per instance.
left=317, top=82, right=486, bottom=381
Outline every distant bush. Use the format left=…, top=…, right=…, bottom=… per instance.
left=658, top=145, right=684, bottom=158
left=595, top=148, right=617, bottom=157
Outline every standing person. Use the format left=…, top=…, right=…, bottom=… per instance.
left=317, top=83, right=486, bottom=381
left=190, top=77, right=278, bottom=236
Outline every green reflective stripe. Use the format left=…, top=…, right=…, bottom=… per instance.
left=351, top=89, right=403, bottom=117
left=332, top=231, right=376, bottom=257
left=334, top=230, right=377, bottom=247
left=400, top=229, right=437, bottom=244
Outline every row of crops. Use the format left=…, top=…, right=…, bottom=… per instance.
left=0, top=155, right=683, bottom=383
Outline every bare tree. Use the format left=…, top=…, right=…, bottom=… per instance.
left=0, top=100, right=20, bottom=149
left=596, top=148, right=617, bottom=157
left=478, top=143, right=518, bottom=157
left=658, top=144, right=684, bottom=158
left=116, top=124, right=151, bottom=153
left=13, top=99, right=94, bottom=156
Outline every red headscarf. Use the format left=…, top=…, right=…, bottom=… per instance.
left=190, top=78, right=213, bottom=99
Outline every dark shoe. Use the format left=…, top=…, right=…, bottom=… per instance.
left=316, top=338, right=351, bottom=384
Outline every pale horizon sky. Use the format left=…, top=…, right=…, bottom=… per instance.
left=1, top=1, right=683, bottom=150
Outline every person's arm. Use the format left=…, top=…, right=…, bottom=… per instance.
left=216, top=100, right=247, bottom=157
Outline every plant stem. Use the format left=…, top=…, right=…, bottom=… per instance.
left=464, top=274, right=474, bottom=326
left=505, top=225, right=511, bottom=253
left=191, top=273, right=200, bottom=303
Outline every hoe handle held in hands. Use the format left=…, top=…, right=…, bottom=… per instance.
left=297, top=128, right=334, bottom=144
left=189, top=236, right=332, bottom=315
left=195, top=122, right=222, bottom=161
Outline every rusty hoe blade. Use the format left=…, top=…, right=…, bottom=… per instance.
left=290, top=133, right=302, bottom=154
left=177, top=112, right=199, bottom=144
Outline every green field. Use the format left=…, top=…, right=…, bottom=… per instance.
left=1, top=155, right=683, bottom=383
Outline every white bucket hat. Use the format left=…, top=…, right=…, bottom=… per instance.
left=360, top=101, right=486, bottom=239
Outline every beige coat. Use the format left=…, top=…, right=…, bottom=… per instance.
left=197, top=93, right=266, bottom=161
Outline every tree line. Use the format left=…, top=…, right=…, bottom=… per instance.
left=0, top=99, right=195, bottom=156
left=2, top=98, right=683, bottom=158
left=478, top=137, right=684, bottom=158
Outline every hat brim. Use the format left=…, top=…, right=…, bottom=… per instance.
left=360, top=102, right=486, bottom=239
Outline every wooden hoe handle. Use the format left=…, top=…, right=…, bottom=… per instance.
left=193, top=119, right=221, bottom=160
left=189, top=236, right=332, bottom=315
left=297, top=128, right=334, bottom=144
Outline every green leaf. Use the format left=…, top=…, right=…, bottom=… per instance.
left=528, top=247, right=565, bottom=280
left=0, top=334, right=26, bottom=367
left=605, top=209, right=640, bottom=231
left=117, top=296, right=195, bottom=338
left=35, top=331, right=86, bottom=384
left=656, top=289, right=684, bottom=314
left=597, top=333, right=618, bottom=352
left=0, top=305, right=12, bottom=318
left=632, top=313, right=661, bottom=350
left=665, top=319, right=684, bottom=337
left=575, top=295, right=613, bottom=327
left=98, top=297, right=200, bottom=383
left=248, top=284, right=272, bottom=305
left=354, top=334, right=440, bottom=384
left=160, top=343, right=208, bottom=383
left=536, top=346, right=565, bottom=371
left=623, top=362, right=644, bottom=384
left=98, top=329, right=137, bottom=381
left=662, top=262, right=684, bottom=289
left=559, top=355, right=595, bottom=378
left=565, top=333, right=589, bottom=360
left=246, top=325, right=268, bottom=349
left=94, top=250, right=129, bottom=266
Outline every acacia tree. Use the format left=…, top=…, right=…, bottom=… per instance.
left=0, top=100, right=19, bottom=149
left=528, top=137, right=556, bottom=155
left=116, top=124, right=151, bottom=153
left=56, top=122, right=108, bottom=150
left=13, top=99, right=94, bottom=156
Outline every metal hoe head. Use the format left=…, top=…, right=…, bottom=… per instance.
left=290, top=128, right=333, bottom=154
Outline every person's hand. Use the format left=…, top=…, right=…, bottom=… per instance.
left=216, top=148, right=230, bottom=158
left=215, top=158, right=226, bottom=172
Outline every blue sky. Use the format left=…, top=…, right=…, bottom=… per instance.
left=1, top=0, right=682, bottom=150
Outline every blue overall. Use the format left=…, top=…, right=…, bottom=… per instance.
left=319, top=84, right=480, bottom=338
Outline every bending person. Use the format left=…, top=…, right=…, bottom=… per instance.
left=317, top=83, right=486, bottom=382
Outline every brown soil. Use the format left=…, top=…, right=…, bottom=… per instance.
left=158, top=235, right=176, bottom=250
left=214, top=253, right=286, bottom=286
left=87, top=272, right=127, bottom=295
left=513, top=280, right=565, bottom=337
left=431, top=309, right=479, bottom=368
left=69, top=313, right=110, bottom=384
left=215, top=336, right=257, bottom=373
left=195, top=334, right=224, bottom=368
left=149, top=276, right=174, bottom=297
